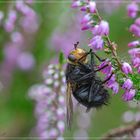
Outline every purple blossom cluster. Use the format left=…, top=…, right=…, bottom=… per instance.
left=29, top=64, right=66, bottom=140
left=72, top=1, right=109, bottom=51
left=127, top=1, right=140, bottom=74
left=127, top=2, right=138, bottom=19
left=72, top=0, right=136, bottom=101
left=0, top=0, right=39, bottom=87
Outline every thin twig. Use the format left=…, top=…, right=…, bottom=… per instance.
left=101, top=121, right=140, bottom=140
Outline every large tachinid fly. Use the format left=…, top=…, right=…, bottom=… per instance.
left=65, top=42, right=113, bottom=127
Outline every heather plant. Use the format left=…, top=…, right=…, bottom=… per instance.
left=0, top=0, right=39, bottom=88
left=71, top=0, right=140, bottom=102
left=30, top=0, right=140, bottom=139
left=29, top=62, right=66, bottom=140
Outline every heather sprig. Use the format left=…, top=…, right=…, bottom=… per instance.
left=127, top=0, right=140, bottom=101
left=29, top=63, right=66, bottom=139
left=0, top=0, right=39, bottom=87
left=71, top=0, right=139, bottom=101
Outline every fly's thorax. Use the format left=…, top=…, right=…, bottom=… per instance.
left=67, top=48, right=88, bottom=65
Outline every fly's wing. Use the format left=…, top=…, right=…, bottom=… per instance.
left=66, top=82, right=73, bottom=128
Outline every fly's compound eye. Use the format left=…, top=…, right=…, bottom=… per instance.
left=68, top=54, right=76, bottom=62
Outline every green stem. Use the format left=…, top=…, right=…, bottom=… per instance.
left=95, top=8, right=123, bottom=69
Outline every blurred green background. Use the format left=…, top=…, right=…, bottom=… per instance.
left=0, top=1, right=136, bottom=139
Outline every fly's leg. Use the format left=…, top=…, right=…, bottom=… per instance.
left=92, top=51, right=106, bottom=62
left=76, top=71, right=95, bottom=83
left=94, top=64, right=109, bottom=72
left=90, top=51, right=96, bottom=72
left=77, top=61, right=91, bottom=70
left=89, top=50, right=108, bottom=72
left=102, top=72, right=114, bottom=84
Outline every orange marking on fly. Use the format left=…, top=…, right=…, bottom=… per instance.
left=67, top=48, right=88, bottom=65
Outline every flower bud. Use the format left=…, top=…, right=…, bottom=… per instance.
left=129, top=48, right=140, bottom=57
left=98, top=20, right=110, bottom=35
left=81, top=21, right=93, bottom=30
left=122, top=62, right=133, bottom=74
left=127, top=3, right=138, bottom=18
left=132, top=57, right=140, bottom=68
left=129, top=24, right=140, bottom=37
left=72, top=0, right=82, bottom=8
left=122, top=89, right=136, bottom=101
left=88, top=35, right=104, bottom=51
left=108, top=82, right=119, bottom=94
left=88, top=1, right=96, bottom=13
left=128, top=40, right=140, bottom=48
left=122, top=79, right=133, bottom=90
left=81, top=14, right=91, bottom=24
left=98, top=60, right=113, bottom=75
left=135, top=18, right=140, bottom=26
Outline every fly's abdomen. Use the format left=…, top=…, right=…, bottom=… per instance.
left=73, top=84, right=90, bottom=107
left=73, top=83, right=110, bottom=108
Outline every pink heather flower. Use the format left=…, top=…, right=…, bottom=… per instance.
left=4, top=43, right=20, bottom=61
left=81, top=21, right=93, bottom=30
left=98, top=60, right=113, bottom=75
left=21, top=5, right=35, bottom=17
left=57, top=108, right=65, bottom=120
left=20, top=16, right=39, bottom=33
left=122, top=62, right=133, bottom=74
left=88, top=36, right=104, bottom=51
left=29, top=64, right=66, bottom=139
left=88, top=1, right=96, bottom=13
left=108, top=82, right=119, bottom=94
left=122, top=89, right=136, bottom=101
left=129, top=24, right=140, bottom=37
left=16, top=0, right=24, bottom=10
left=129, top=48, right=140, bottom=57
left=128, top=40, right=140, bottom=47
left=122, top=79, right=133, bottom=90
left=91, top=25, right=99, bottom=35
left=57, top=121, right=65, bottom=134
left=17, top=52, right=35, bottom=71
left=4, top=22, right=14, bottom=32
left=8, top=10, right=17, bottom=22
left=132, top=57, right=140, bottom=68
left=4, top=10, right=17, bottom=32
left=97, top=20, right=110, bottom=36
left=105, top=74, right=116, bottom=87
left=129, top=48, right=140, bottom=71
left=81, top=14, right=91, bottom=24
left=135, top=18, right=140, bottom=26
left=127, top=3, right=138, bottom=18
left=11, top=32, right=24, bottom=44
left=49, top=128, right=58, bottom=138
left=72, top=0, right=82, bottom=8
left=92, top=20, right=109, bottom=36
left=80, top=5, right=87, bottom=11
